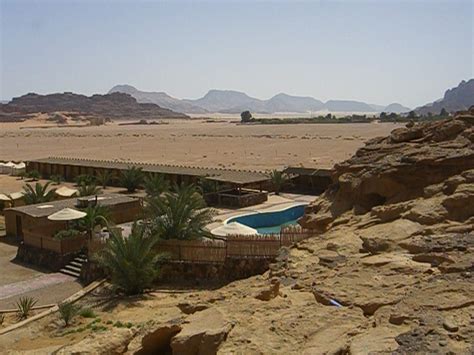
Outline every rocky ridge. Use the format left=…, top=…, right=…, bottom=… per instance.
left=0, top=92, right=188, bottom=122
left=1, top=111, right=473, bottom=354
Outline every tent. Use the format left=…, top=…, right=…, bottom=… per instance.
left=0, top=162, right=15, bottom=175
left=55, top=186, right=78, bottom=198
left=211, top=222, right=258, bottom=237
left=11, top=162, right=26, bottom=176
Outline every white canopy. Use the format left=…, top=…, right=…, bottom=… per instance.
left=55, top=186, right=78, bottom=197
left=13, top=162, right=26, bottom=169
left=0, top=193, right=11, bottom=201
left=211, top=222, right=258, bottom=237
left=9, top=191, right=24, bottom=200
left=47, top=208, right=87, bottom=221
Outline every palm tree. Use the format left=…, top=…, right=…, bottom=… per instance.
left=22, top=182, right=56, bottom=205
left=269, top=170, right=289, bottom=195
left=78, top=183, right=102, bottom=197
left=146, top=184, right=215, bottom=240
left=120, top=167, right=144, bottom=193
left=96, top=170, right=112, bottom=189
left=95, top=223, right=163, bottom=295
left=75, top=174, right=95, bottom=186
left=144, top=173, right=170, bottom=197
left=77, top=205, right=110, bottom=239
left=26, top=170, right=41, bottom=181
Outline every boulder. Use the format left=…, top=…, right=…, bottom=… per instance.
left=170, top=309, right=233, bottom=355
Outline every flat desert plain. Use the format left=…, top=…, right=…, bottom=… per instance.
left=0, top=119, right=403, bottom=171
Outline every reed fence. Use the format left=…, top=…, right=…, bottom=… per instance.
left=88, top=225, right=314, bottom=263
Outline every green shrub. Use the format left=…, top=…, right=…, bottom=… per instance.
left=54, top=229, right=81, bottom=240
left=15, top=296, right=37, bottom=320
left=79, top=307, right=96, bottom=318
left=26, top=170, right=41, bottom=181
left=50, top=175, right=63, bottom=185
left=75, top=174, right=96, bottom=186
left=58, top=302, right=80, bottom=326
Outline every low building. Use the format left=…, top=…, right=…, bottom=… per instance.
left=4, top=194, right=141, bottom=240
left=282, top=167, right=333, bottom=195
left=26, top=157, right=271, bottom=208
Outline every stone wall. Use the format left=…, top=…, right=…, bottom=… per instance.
left=15, top=243, right=78, bottom=271
left=81, top=257, right=274, bottom=285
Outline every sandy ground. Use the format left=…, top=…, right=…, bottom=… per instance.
left=0, top=119, right=402, bottom=171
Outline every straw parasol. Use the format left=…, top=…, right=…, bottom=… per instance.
left=47, top=208, right=87, bottom=221
left=55, top=186, right=78, bottom=198
left=211, top=222, right=258, bottom=237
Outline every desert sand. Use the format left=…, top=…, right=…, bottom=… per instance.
left=0, top=119, right=402, bottom=171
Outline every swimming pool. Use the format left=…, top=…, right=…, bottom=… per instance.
left=226, top=204, right=307, bottom=234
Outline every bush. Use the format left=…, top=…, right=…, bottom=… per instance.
left=58, top=302, right=80, bottom=326
left=54, top=229, right=81, bottom=240
left=50, top=175, right=63, bottom=185
left=26, top=170, right=41, bottom=181
left=15, top=296, right=37, bottom=320
left=75, top=174, right=96, bottom=186
left=79, top=307, right=96, bottom=318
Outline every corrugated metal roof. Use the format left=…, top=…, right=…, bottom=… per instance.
left=283, top=166, right=333, bottom=177
left=28, top=157, right=270, bottom=185
left=5, top=194, right=137, bottom=218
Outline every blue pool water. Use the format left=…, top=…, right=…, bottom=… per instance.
left=227, top=204, right=306, bottom=234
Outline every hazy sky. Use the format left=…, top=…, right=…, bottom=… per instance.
left=1, top=0, right=473, bottom=107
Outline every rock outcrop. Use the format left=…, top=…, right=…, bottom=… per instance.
left=0, top=92, right=188, bottom=121
left=300, top=108, right=474, bottom=232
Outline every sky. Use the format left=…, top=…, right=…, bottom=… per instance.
left=1, top=0, right=473, bottom=108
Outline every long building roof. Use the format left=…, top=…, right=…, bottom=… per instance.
left=28, top=157, right=270, bottom=185
left=6, top=194, right=137, bottom=218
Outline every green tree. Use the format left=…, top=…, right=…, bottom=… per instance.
left=407, top=110, right=417, bottom=119
left=440, top=108, right=448, bottom=117
left=95, top=223, right=163, bottom=295
left=96, top=170, right=112, bottom=189
left=146, top=184, right=215, bottom=240
left=22, top=182, right=56, bottom=205
left=269, top=170, right=289, bottom=195
left=78, top=183, right=102, bottom=197
left=120, top=167, right=144, bottom=193
left=77, top=205, right=110, bottom=239
left=144, top=173, right=170, bottom=197
left=240, top=110, right=253, bottom=123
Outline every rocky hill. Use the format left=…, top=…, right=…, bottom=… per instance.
left=108, top=85, right=207, bottom=114
left=109, top=85, right=409, bottom=114
left=416, top=79, right=474, bottom=115
left=0, top=92, right=188, bottom=121
left=2, top=111, right=472, bottom=354
left=383, top=102, right=411, bottom=113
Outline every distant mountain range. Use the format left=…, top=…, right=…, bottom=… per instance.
left=416, top=79, right=474, bottom=115
left=109, top=85, right=410, bottom=114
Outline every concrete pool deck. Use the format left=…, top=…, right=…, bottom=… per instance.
left=207, top=192, right=315, bottom=231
